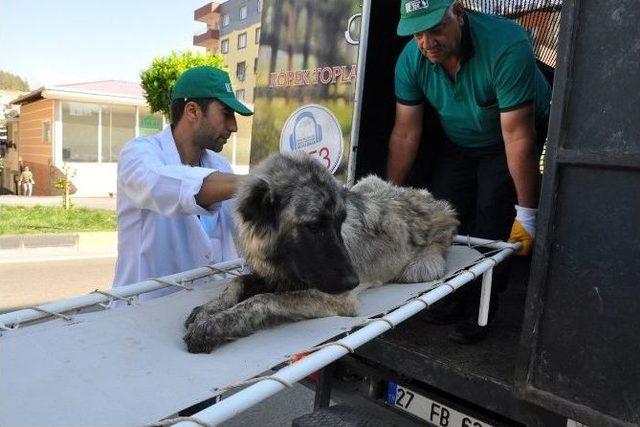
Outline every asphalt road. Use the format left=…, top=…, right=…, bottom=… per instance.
left=0, top=256, right=116, bottom=312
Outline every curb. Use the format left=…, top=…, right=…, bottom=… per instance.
left=0, top=232, right=117, bottom=263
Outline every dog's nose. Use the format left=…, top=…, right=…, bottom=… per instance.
left=343, top=272, right=360, bottom=290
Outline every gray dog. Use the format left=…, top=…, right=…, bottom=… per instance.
left=184, top=151, right=458, bottom=353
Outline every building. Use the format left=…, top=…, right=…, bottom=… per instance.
left=194, top=0, right=262, bottom=173
left=9, top=81, right=164, bottom=196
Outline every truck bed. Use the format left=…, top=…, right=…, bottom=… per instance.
left=351, top=259, right=566, bottom=426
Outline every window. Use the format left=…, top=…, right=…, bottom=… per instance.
left=236, top=89, right=245, bottom=102
left=238, top=32, right=247, bottom=49
left=240, top=5, right=247, bottom=20
left=222, top=13, right=230, bottom=26
left=62, top=102, right=99, bottom=162
left=42, top=121, right=51, bottom=143
left=236, top=61, right=246, bottom=82
left=254, top=57, right=259, bottom=73
left=255, top=27, right=260, bottom=44
left=101, top=104, right=136, bottom=162
left=61, top=101, right=140, bottom=163
left=221, top=39, right=229, bottom=53
left=257, top=0, right=263, bottom=12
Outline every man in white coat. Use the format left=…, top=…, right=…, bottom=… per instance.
left=112, top=66, right=253, bottom=301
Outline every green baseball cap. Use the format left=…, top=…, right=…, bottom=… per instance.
left=397, top=0, right=455, bottom=36
left=171, top=66, right=253, bottom=116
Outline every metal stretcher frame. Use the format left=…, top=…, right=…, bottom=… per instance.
left=0, top=236, right=518, bottom=427
left=0, top=259, right=245, bottom=330
left=164, top=236, right=520, bottom=427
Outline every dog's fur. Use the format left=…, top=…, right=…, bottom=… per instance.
left=183, top=152, right=458, bottom=353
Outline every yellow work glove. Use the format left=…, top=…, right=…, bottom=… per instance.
left=508, top=205, right=537, bottom=256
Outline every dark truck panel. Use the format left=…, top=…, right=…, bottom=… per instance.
left=516, top=0, right=640, bottom=426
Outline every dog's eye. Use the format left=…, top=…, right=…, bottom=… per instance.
left=305, top=223, right=321, bottom=234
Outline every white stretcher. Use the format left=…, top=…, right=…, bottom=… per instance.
left=0, top=236, right=519, bottom=427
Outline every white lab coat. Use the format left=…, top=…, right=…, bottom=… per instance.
left=112, top=126, right=238, bottom=301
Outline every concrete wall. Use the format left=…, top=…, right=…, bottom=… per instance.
left=64, top=162, right=118, bottom=197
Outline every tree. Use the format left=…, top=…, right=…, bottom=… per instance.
left=0, top=70, right=30, bottom=91
left=140, top=50, right=226, bottom=119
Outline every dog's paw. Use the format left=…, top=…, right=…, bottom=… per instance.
left=184, top=305, right=205, bottom=328
left=398, top=253, right=446, bottom=283
left=183, top=321, right=227, bottom=354
left=425, top=257, right=446, bottom=281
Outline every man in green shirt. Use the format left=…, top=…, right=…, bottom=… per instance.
left=387, top=0, right=551, bottom=343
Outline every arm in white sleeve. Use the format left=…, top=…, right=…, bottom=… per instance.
left=118, top=141, right=218, bottom=217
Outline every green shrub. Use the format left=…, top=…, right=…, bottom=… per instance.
left=140, top=50, right=227, bottom=119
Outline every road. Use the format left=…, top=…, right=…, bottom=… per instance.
left=0, top=256, right=115, bottom=312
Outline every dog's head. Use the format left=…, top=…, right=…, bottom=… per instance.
left=235, top=152, right=359, bottom=294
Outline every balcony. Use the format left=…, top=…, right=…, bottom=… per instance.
left=194, top=2, right=221, bottom=27
left=193, top=29, right=220, bottom=52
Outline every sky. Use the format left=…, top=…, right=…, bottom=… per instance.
left=0, top=0, right=216, bottom=89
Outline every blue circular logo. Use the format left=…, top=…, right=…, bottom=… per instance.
left=280, top=104, right=344, bottom=174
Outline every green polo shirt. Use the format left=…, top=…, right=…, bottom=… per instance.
left=395, top=11, right=551, bottom=148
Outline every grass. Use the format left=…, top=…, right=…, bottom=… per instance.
left=0, top=205, right=117, bottom=235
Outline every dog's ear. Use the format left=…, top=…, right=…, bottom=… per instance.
left=237, top=177, right=279, bottom=228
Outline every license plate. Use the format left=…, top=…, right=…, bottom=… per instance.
left=387, top=382, right=494, bottom=427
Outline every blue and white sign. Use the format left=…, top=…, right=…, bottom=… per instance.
left=279, top=104, right=344, bottom=174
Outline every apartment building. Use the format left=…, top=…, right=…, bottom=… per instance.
left=194, top=0, right=262, bottom=173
